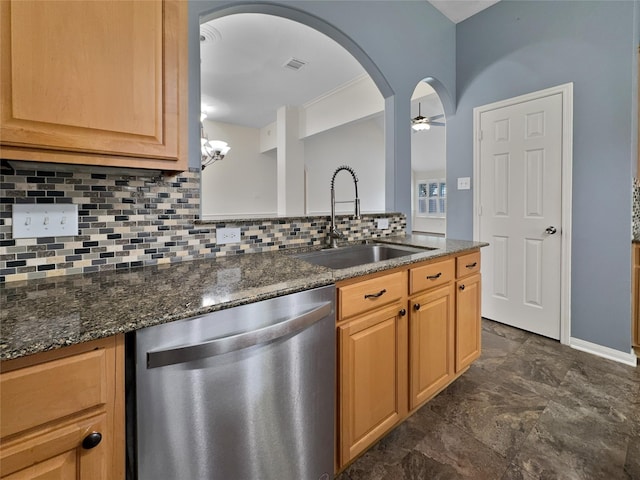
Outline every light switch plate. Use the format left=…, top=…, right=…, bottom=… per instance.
left=12, top=204, right=78, bottom=238
left=457, top=177, right=471, bottom=190
left=376, top=218, right=389, bottom=230
left=216, top=227, right=241, bottom=244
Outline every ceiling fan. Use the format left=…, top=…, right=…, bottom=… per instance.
left=411, top=103, right=445, bottom=131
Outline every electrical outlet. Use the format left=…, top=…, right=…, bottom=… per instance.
left=216, top=227, right=241, bottom=244
left=12, top=204, right=78, bottom=238
left=376, top=218, right=389, bottom=230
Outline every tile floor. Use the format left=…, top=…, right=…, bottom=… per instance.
left=336, top=319, right=640, bottom=480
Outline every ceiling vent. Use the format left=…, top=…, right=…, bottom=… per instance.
left=283, top=57, right=307, bottom=71
left=200, top=24, right=221, bottom=44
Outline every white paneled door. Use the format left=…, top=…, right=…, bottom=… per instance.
left=477, top=93, right=563, bottom=339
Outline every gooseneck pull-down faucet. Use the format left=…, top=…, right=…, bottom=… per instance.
left=328, top=165, right=361, bottom=248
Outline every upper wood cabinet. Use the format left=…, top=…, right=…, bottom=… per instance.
left=0, top=0, right=188, bottom=171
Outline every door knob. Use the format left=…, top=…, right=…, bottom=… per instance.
left=545, top=226, right=557, bottom=235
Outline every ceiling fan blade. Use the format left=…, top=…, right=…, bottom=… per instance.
left=430, top=122, right=446, bottom=127
left=428, top=114, right=445, bottom=120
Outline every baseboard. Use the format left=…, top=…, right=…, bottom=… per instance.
left=569, top=337, right=638, bottom=367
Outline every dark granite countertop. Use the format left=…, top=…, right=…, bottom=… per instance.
left=0, top=234, right=486, bottom=361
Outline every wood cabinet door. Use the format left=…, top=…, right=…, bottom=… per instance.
left=633, top=245, right=640, bottom=348
left=338, top=301, right=407, bottom=466
left=0, top=0, right=187, bottom=171
left=0, top=335, right=125, bottom=480
left=409, top=284, right=455, bottom=409
left=455, top=273, right=482, bottom=372
left=1, top=413, right=108, bottom=479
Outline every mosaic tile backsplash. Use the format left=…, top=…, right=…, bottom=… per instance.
left=0, top=162, right=406, bottom=282
left=634, top=177, right=640, bottom=241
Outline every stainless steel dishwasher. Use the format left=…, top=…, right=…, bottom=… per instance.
left=131, top=285, right=335, bottom=480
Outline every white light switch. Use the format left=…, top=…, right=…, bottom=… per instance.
left=12, top=204, right=78, bottom=238
left=457, top=177, right=471, bottom=190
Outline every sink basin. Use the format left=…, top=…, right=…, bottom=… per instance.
left=292, top=243, right=432, bottom=270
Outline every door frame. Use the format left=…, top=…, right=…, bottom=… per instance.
left=472, top=83, right=573, bottom=345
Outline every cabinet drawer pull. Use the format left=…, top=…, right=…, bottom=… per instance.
left=459, top=284, right=466, bottom=291
left=466, top=262, right=478, bottom=269
left=364, top=289, right=386, bottom=299
left=399, top=308, right=407, bottom=317
left=82, top=432, right=102, bottom=450
left=426, top=272, right=442, bottom=280
left=413, top=303, right=421, bottom=311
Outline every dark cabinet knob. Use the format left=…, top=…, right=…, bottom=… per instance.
left=413, top=303, right=421, bottom=311
left=399, top=308, right=406, bottom=316
left=459, top=284, right=466, bottom=291
left=82, top=432, right=102, bottom=450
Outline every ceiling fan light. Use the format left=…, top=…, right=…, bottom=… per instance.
left=411, top=121, right=431, bottom=131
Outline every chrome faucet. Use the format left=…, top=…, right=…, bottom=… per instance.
left=328, top=165, right=361, bottom=248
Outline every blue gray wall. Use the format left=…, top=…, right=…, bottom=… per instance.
left=188, top=0, right=456, bottom=226
left=450, top=0, right=639, bottom=353
left=189, top=0, right=639, bottom=354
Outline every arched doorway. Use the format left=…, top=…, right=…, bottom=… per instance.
left=197, top=6, right=392, bottom=219
left=410, top=81, right=447, bottom=235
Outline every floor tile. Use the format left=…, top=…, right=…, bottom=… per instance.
left=500, top=463, right=537, bottom=480
left=482, top=318, right=531, bottom=344
left=427, top=375, right=548, bottom=460
left=492, top=338, right=574, bottom=398
left=625, top=434, right=640, bottom=479
left=407, top=408, right=509, bottom=479
left=512, top=400, right=630, bottom=479
left=337, top=319, right=640, bottom=480
left=553, top=360, right=640, bottom=437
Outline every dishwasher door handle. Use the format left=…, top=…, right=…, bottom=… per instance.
left=146, top=301, right=332, bottom=368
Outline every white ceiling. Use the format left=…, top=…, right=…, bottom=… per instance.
left=427, top=0, right=500, bottom=24
left=200, top=4, right=499, bottom=129
left=200, top=14, right=366, bottom=129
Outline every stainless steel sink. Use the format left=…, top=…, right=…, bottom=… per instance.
left=292, top=243, right=432, bottom=270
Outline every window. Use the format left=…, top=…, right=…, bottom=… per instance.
left=417, top=179, right=446, bottom=217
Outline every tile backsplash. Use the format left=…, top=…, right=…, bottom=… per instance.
left=634, top=177, right=640, bottom=241
left=0, top=162, right=405, bottom=282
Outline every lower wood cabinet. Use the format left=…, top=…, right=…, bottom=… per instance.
left=633, top=244, right=640, bottom=351
left=338, top=300, right=408, bottom=463
left=0, top=336, right=124, bottom=480
left=455, top=273, right=482, bottom=372
left=336, top=249, right=483, bottom=470
left=409, top=283, right=455, bottom=409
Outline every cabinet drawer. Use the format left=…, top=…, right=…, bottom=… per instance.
left=1, top=349, right=108, bottom=438
left=339, top=271, right=406, bottom=319
left=409, top=259, right=454, bottom=295
left=456, top=251, right=481, bottom=278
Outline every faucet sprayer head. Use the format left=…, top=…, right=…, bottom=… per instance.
left=330, top=165, right=358, bottom=189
